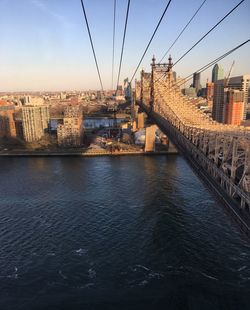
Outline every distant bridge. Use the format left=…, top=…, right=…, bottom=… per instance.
left=134, top=56, right=250, bottom=230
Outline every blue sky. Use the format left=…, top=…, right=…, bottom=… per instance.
left=0, top=0, right=249, bottom=91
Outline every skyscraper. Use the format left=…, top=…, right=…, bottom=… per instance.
left=212, top=64, right=224, bottom=83
left=192, top=72, right=201, bottom=94
left=212, top=80, right=225, bottom=123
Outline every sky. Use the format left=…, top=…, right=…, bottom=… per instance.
left=0, top=0, right=249, bottom=91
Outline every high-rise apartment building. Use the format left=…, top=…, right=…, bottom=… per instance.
left=224, top=89, right=244, bottom=125
left=226, top=75, right=250, bottom=120
left=212, top=76, right=247, bottom=125
left=212, top=64, right=224, bottom=83
left=57, top=105, right=84, bottom=147
left=22, top=105, right=49, bottom=142
left=0, top=100, right=17, bottom=138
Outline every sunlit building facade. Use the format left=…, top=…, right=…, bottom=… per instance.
left=57, top=105, right=84, bottom=147
left=224, top=89, right=244, bottom=125
left=22, top=105, right=49, bottom=142
left=0, top=100, right=17, bottom=138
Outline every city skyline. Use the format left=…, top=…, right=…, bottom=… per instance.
left=0, top=0, right=249, bottom=91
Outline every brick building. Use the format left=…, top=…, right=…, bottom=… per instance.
left=57, top=105, right=84, bottom=147
left=224, top=90, right=244, bottom=125
left=0, top=100, right=17, bottom=138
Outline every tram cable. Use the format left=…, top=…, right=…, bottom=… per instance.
left=173, top=0, right=245, bottom=67
left=111, top=0, right=117, bottom=90
left=159, top=0, right=207, bottom=63
left=80, top=0, right=104, bottom=91
left=173, top=39, right=250, bottom=88
left=153, top=0, right=245, bottom=85
left=116, top=0, right=131, bottom=94
left=129, top=0, right=173, bottom=84
left=155, top=39, right=250, bottom=90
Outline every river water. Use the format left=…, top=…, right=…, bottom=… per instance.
left=0, top=155, right=249, bottom=310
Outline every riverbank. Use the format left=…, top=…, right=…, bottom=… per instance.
left=0, top=149, right=178, bottom=157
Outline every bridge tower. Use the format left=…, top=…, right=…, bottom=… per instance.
left=150, top=55, right=156, bottom=111
left=167, top=54, right=173, bottom=85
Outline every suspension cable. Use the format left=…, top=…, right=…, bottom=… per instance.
left=111, top=0, right=116, bottom=90
left=129, top=0, right=173, bottom=84
left=144, top=39, right=249, bottom=92
left=174, top=39, right=250, bottom=89
left=173, top=0, right=245, bottom=67
left=157, top=39, right=250, bottom=90
left=159, top=0, right=207, bottom=63
left=80, top=0, right=104, bottom=91
left=116, top=0, right=131, bottom=93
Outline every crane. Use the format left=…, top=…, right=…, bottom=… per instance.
left=224, top=60, right=235, bottom=87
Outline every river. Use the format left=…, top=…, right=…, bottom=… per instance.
left=0, top=155, right=249, bottom=309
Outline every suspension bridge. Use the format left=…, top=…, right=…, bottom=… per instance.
left=133, top=55, right=250, bottom=232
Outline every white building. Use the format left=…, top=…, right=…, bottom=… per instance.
left=22, top=105, right=50, bottom=142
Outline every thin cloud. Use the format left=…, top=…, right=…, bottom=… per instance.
left=31, top=0, right=75, bottom=29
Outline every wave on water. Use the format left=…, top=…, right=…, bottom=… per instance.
left=88, top=269, right=96, bottom=279
left=78, top=283, right=94, bottom=289
left=59, top=270, right=67, bottom=280
left=238, top=266, right=247, bottom=272
left=74, top=248, right=88, bottom=256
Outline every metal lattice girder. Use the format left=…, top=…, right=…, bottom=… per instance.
left=138, top=63, right=250, bottom=208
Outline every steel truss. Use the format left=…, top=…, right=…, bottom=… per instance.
left=135, top=60, right=250, bottom=210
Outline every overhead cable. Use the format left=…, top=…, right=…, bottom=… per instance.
left=129, top=0, right=173, bottom=84
left=111, top=0, right=117, bottom=90
left=173, top=0, right=245, bottom=67
left=146, top=39, right=249, bottom=92
left=80, top=0, right=104, bottom=91
left=174, top=39, right=250, bottom=88
left=116, top=0, right=131, bottom=92
left=159, top=0, right=207, bottom=63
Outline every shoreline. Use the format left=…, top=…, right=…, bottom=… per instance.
left=0, top=149, right=178, bottom=157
